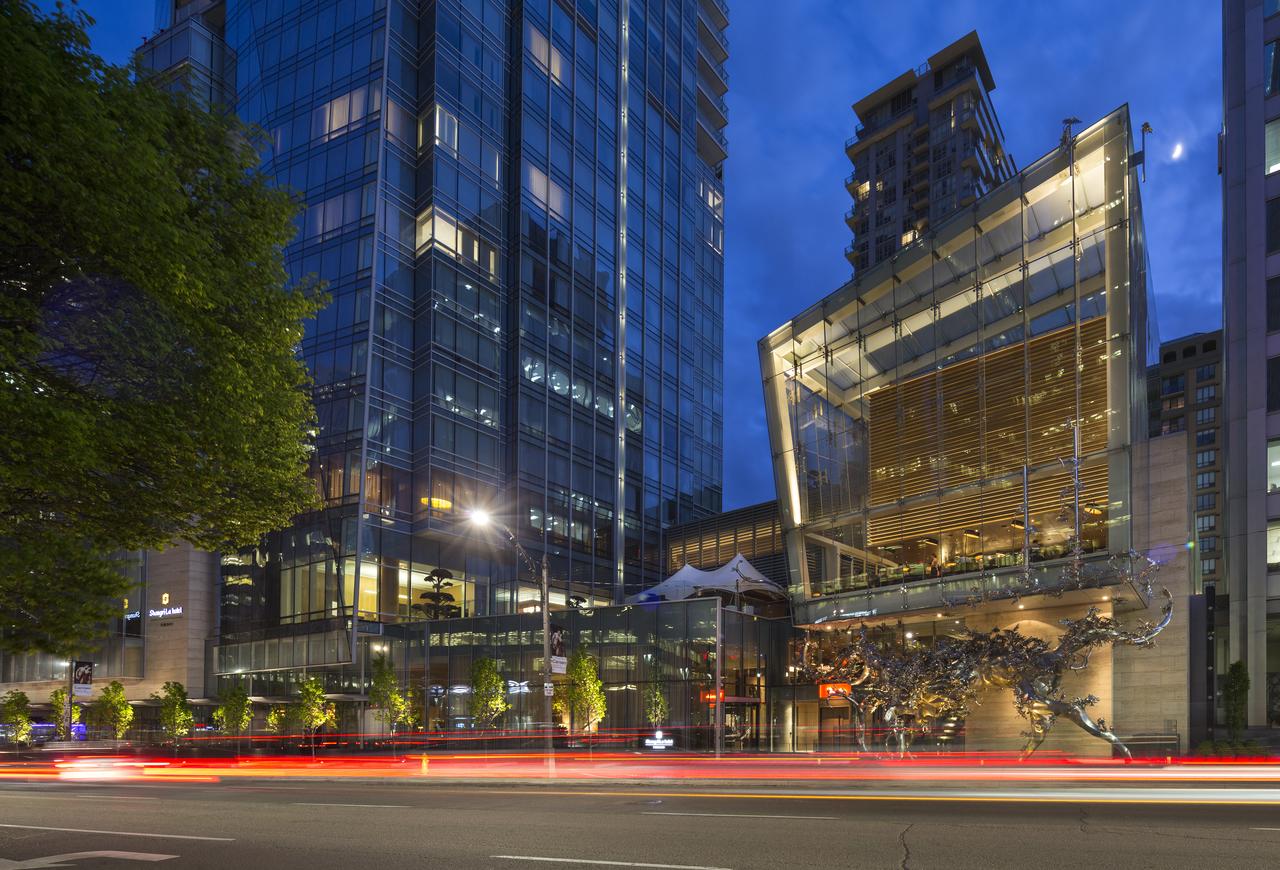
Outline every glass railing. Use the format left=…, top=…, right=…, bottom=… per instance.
left=697, top=6, right=729, bottom=57
left=797, top=549, right=1140, bottom=625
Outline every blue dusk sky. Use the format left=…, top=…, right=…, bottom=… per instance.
left=64, top=0, right=1223, bottom=510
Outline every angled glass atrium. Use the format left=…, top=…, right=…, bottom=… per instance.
left=760, top=108, right=1155, bottom=627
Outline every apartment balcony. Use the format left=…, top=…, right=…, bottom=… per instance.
left=696, top=77, right=728, bottom=129
left=697, top=49, right=728, bottom=96
left=696, top=113, right=728, bottom=165
left=846, top=103, right=917, bottom=157
left=696, top=5, right=728, bottom=64
left=698, top=0, right=728, bottom=31
left=844, top=205, right=861, bottom=229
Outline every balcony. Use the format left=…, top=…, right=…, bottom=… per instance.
left=846, top=103, right=917, bottom=155
left=793, top=551, right=1153, bottom=627
left=844, top=206, right=860, bottom=229
left=697, top=49, right=728, bottom=96
left=698, top=0, right=729, bottom=30
left=696, top=6, right=728, bottom=64
left=697, top=77, right=728, bottom=129
left=696, top=114, right=728, bottom=165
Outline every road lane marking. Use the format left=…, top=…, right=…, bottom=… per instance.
left=74, top=795, right=157, bottom=800
left=0, top=850, right=177, bottom=867
left=1250, top=827, right=1280, bottom=831
left=492, top=858, right=732, bottom=870
left=0, top=824, right=233, bottom=842
left=642, top=811, right=836, bottom=820
left=293, top=802, right=410, bottom=808
left=465, top=787, right=1280, bottom=806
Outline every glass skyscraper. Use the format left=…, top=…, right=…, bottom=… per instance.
left=140, top=0, right=727, bottom=688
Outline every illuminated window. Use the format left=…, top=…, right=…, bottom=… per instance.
left=526, top=21, right=565, bottom=83
left=311, top=83, right=380, bottom=143
left=1268, top=119, right=1280, bottom=175
left=1269, top=438, right=1280, bottom=493
left=1269, top=522, right=1280, bottom=570
left=436, top=104, right=459, bottom=151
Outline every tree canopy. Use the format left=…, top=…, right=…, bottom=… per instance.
left=368, top=652, right=408, bottom=734
left=0, top=690, right=32, bottom=745
left=468, top=657, right=509, bottom=729
left=152, top=680, right=194, bottom=740
left=0, top=1, right=322, bottom=654
left=565, top=648, right=606, bottom=733
left=212, top=682, right=253, bottom=737
left=86, top=680, right=133, bottom=739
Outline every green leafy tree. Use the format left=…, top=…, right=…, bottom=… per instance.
left=86, top=680, right=133, bottom=739
left=0, top=1, right=323, bottom=656
left=565, top=648, right=606, bottom=734
left=265, top=705, right=295, bottom=736
left=297, top=676, right=336, bottom=756
left=644, top=681, right=668, bottom=729
left=212, top=682, right=253, bottom=748
left=0, top=690, right=32, bottom=745
left=468, top=658, right=509, bottom=729
left=403, top=683, right=425, bottom=732
left=152, top=681, right=194, bottom=743
left=49, top=687, right=80, bottom=740
left=1224, top=659, right=1250, bottom=741
left=368, top=652, right=408, bottom=741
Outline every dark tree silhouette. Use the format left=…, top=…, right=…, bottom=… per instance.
left=413, top=568, right=461, bottom=620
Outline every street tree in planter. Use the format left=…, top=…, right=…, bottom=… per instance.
left=643, top=681, right=668, bottom=730
left=0, top=690, right=32, bottom=745
left=368, top=653, right=408, bottom=752
left=212, top=682, right=253, bottom=756
left=86, top=680, right=133, bottom=740
left=265, top=705, right=296, bottom=745
left=152, top=681, right=194, bottom=749
left=565, top=648, right=606, bottom=736
left=297, top=676, right=336, bottom=757
left=469, top=658, right=509, bottom=731
left=49, top=687, right=79, bottom=740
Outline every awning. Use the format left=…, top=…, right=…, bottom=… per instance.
left=627, top=553, right=787, bottom=604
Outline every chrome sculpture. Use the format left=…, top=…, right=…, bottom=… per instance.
left=803, top=581, right=1173, bottom=759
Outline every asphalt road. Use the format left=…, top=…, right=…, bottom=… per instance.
left=1, top=779, right=1279, bottom=869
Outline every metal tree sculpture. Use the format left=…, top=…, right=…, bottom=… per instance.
left=803, top=587, right=1173, bottom=759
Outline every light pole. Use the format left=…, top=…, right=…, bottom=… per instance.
left=468, top=509, right=554, bottom=773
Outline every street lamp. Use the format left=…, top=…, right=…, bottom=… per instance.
left=467, top=509, right=554, bottom=772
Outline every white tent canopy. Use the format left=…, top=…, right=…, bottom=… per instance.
left=626, top=553, right=787, bottom=604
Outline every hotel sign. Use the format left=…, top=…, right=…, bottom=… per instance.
left=148, top=592, right=183, bottom=621
left=643, top=729, right=675, bottom=750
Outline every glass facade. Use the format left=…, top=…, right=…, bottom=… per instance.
left=761, top=108, right=1154, bottom=626
left=142, top=0, right=726, bottom=683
